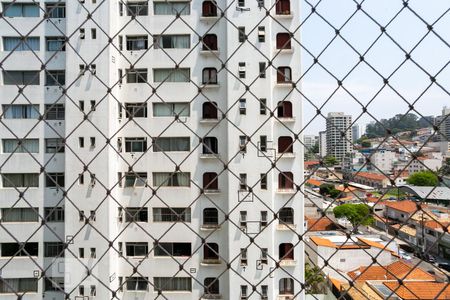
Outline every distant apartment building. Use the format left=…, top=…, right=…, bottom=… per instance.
left=438, top=107, right=450, bottom=156
left=351, top=124, right=362, bottom=142
left=367, top=149, right=397, bottom=173
left=408, top=156, right=443, bottom=174
left=319, top=130, right=327, bottom=157
left=326, top=112, right=353, bottom=161
left=303, top=134, right=318, bottom=151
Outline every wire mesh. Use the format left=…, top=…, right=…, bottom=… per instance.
left=0, top=0, right=449, bottom=299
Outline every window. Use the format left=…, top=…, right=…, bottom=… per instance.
left=2, top=104, right=39, bottom=119
left=277, top=66, right=292, bottom=83
left=203, top=243, right=219, bottom=260
left=260, top=135, right=267, bottom=152
left=279, top=208, right=294, bottom=224
left=153, top=172, right=190, bottom=187
left=203, top=172, right=218, bottom=190
left=278, top=136, right=293, bottom=153
left=45, top=173, right=65, bottom=188
left=125, top=103, right=147, bottom=117
left=44, top=104, right=65, bottom=120
left=238, top=0, right=245, bottom=7
left=79, top=248, right=85, bottom=258
left=0, top=278, right=38, bottom=293
left=203, top=137, right=218, bottom=154
left=90, top=285, right=96, bottom=296
left=279, top=243, right=294, bottom=260
left=90, top=137, right=95, bottom=147
left=240, top=248, right=248, bottom=265
left=259, top=98, right=267, bottom=115
left=202, top=102, right=218, bottom=119
left=46, top=3, right=65, bottom=18
left=258, top=26, right=265, bottom=42
left=79, top=286, right=85, bottom=296
left=44, top=277, right=64, bottom=292
left=126, top=277, right=148, bottom=291
left=153, top=137, right=190, bottom=152
left=275, top=0, right=291, bottom=15
left=279, top=278, right=294, bottom=295
left=45, top=70, right=65, bottom=86
left=2, top=173, right=39, bottom=188
left=3, top=37, right=39, bottom=51
left=154, top=242, right=191, bottom=257
left=126, top=35, right=148, bottom=50
left=238, top=27, right=246, bottom=42
left=277, top=101, right=293, bottom=118
left=3, top=71, right=40, bottom=85
left=276, top=33, right=291, bottom=49
left=46, top=37, right=65, bottom=51
left=202, top=68, right=218, bottom=84
left=238, top=62, right=246, bottom=78
left=154, top=35, right=190, bottom=49
left=2, top=139, right=39, bottom=153
left=79, top=28, right=85, bottom=39
left=153, top=277, right=191, bottom=292
left=202, top=1, right=217, bottom=17
left=44, top=138, right=64, bottom=153
left=125, top=1, right=148, bottom=16
left=261, top=285, right=268, bottom=299
left=79, top=137, right=84, bottom=148
left=204, top=278, right=220, bottom=295
left=240, top=211, right=247, bottom=228
left=90, top=248, right=96, bottom=258
left=122, top=172, right=147, bottom=187
left=153, top=68, right=190, bottom=82
left=261, top=248, right=268, bottom=264
left=2, top=3, right=39, bottom=17
left=125, top=68, right=148, bottom=83
left=260, top=174, right=267, bottom=189
left=239, top=173, right=247, bottom=191
left=124, top=137, right=147, bottom=152
left=44, top=207, right=64, bottom=222
left=278, top=172, right=294, bottom=189
left=89, top=211, right=96, bottom=221
left=125, top=242, right=148, bottom=257
left=202, top=34, right=218, bottom=51
left=44, top=242, right=65, bottom=257
left=261, top=211, right=268, bottom=227
left=124, top=207, right=148, bottom=222
left=203, top=208, right=218, bottom=226
left=1, top=208, right=38, bottom=222
left=153, top=102, right=189, bottom=117
left=241, top=285, right=248, bottom=299
left=91, top=28, right=97, bottom=39
left=1, top=242, right=38, bottom=256
left=239, top=136, right=247, bottom=152
left=259, top=62, right=267, bottom=78
left=153, top=2, right=190, bottom=15
left=153, top=207, right=191, bottom=222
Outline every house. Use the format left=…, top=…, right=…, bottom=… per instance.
left=384, top=200, right=423, bottom=223
left=351, top=172, right=391, bottom=189
left=305, top=216, right=344, bottom=232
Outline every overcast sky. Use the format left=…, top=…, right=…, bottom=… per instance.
left=300, top=0, right=450, bottom=135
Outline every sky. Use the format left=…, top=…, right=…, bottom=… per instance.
left=300, top=0, right=450, bottom=135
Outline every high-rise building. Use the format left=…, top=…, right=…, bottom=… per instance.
left=0, top=1, right=303, bottom=299
left=439, top=107, right=450, bottom=156
left=319, top=131, right=327, bottom=158
left=326, top=112, right=353, bottom=161
left=352, top=124, right=361, bottom=142
left=303, top=135, right=318, bottom=151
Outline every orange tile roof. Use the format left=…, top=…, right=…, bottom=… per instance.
left=383, top=281, right=450, bottom=299
left=348, top=260, right=434, bottom=282
left=354, top=172, right=388, bottom=181
left=385, top=200, right=423, bottom=214
left=356, top=238, right=399, bottom=257
left=306, top=179, right=322, bottom=187
left=305, top=160, right=320, bottom=167
left=335, top=185, right=357, bottom=192
left=306, top=216, right=341, bottom=231
left=425, top=220, right=449, bottom=231
left=337, top=196, right=354, bottom=201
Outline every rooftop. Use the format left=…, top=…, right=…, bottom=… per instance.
left=399, top=185, right=450, bottom=201
left=384, top=200, right=423, bottom=214
left=353, top=172, right=389, bottom=181
left=382, top=281, right=450, bottom=299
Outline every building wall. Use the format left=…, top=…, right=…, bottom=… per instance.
left=326, top=113, right=353, bottom=162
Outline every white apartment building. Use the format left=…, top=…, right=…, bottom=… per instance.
left=325, top=112, right=352, bottom=161
left=351, top=124, right=361, bottom=142
left=0, top=1, right=303, bottom=300
left=439, top=107, right=450, bottom=156
left=318, top=130, right=326, bottom=158
left=303, top=134, right=318, bottom=152
left=367, top=149, right=397, bottom=173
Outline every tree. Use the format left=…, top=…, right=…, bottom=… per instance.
left=406, top=171, right=439, bottom=186
left=305, top=263, right=325, bottom=294
left=365, top=113, right=421, bottom=138
left=333, top=203, right=374, bottom=233
left=319, top=184, right=341, bottom=199
left=360, top=140, right=371, bottom=148
left=323, top=155, right=338, bottom=166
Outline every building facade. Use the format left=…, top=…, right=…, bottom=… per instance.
left=0, top=1, right=303, bottom=299
left=439, top=107, right=450, bottom=156
left=326, top=112, right=352, bottom=161
left=319, top=130, right=327, bottom=158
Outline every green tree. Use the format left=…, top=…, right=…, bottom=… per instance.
left=323, top=155, right=338, bottom=166
left=360, top=140, right=371, bottom=148
left=319, top=184, right=341, bottom=199
left=406, top=171, right=439, bottom=186
left=365, top=113, right=421, bottom=138
left=333, top=203, right=374, bottom=233
left=305, top=263, right=325, bottom=294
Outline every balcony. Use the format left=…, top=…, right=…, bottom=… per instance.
left=201, top=294, right=223, bottom=300
left=201, top=224, right=221, bottom=231
left=200, top=117, right=220, bottom=124
left=201, top=258, right=222, bottom=265
left=277, top=296, right=294, bottom=300
left=276, top=224, right=296, bottom=231
left=200, top=153, right=220, bottom=159
left=276, top=188, right=296, bottom=194
left=279, top=259, right=297, bottom=266
left=204, top=188, right=221, bottom=195
left=277, top=152, right=295, bottom=158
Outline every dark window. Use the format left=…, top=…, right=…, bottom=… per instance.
left=153, top=277, right=191, bottom=291
left=203, top=172, right=218, bottom=190
left=258, top=26, right=265, bottom=42
left=260, top=135, right=267, bottom=152
left=202, top=102, right=218, bottom=119
left=45, top=173, right=65, bottom=188
left=239, top=98, right=246, bottom=114
left=202, top=34, right=218, bottom=50
left=1, top=243, right=38, bottom=256
left=152, top=207, right=191, bottom=222
left=202, top=68, right=218, bottom=84
left=125, top=242, right=148, bottom=257
left=153, top=137, right=190, bottom=152
left=260, top=98, right=267, bottom=114
left=44, top=207, right=65, bottom=222
left=204, top=243, right=219, bottom=260
left=126, top=277, right=148, bottom=291
left=278, top=136, right=293, bottom=153
left=278, top=172, right=294, bottom=189
left=279, top=208, right=294, bottom=224
left=125, top=2, right=148, bottom=16
left=154, top=242, right=191, bottom=257
left=276, top=33, right=291, bottom=49
left=44, top=104, right=65, bottom=120
left=279, top=243, right=294, bottom=260
left=44, top=242, right=65, bottom=257
left=3, top=3, right=40, bottom=17
left=277, top=66, right=291, bottom=83
left=204, top=278, right=220, bottom=295
left=126, top=35, right=148, bottom=50
left=275, top=0, right=290, bottom=15
left=126, top=68, right=148, bottom=83
left=259, top=62, right=266, bottom=78
left=203, top=208, right=218, bottom=225
left=44, top=277, right=64, bottom=292
left=125, top=103, right=147, bottom=118
left=277, top=101, right=293, bottom=118
left=279, top=278, right=294, bottom=295
left=124, top=207, right=148, bottom=222
left=238, top=27, right=246, bottom=42
left=202, top=1, right=217, bottom=17
left=3, top=71, right=40, bottom=85
left=203, top=137, right=218, bottom=154
left=46, top=37, right=66, bottom=51
left=260, top=174, right=267, bottom=189
left=45, top=70, right=65, bottom=86
left=124, top=137, right=147, bottom=152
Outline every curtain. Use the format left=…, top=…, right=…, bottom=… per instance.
left=22, top=139, right=39, bottom=153
left=174, top=103, right=189, bottom=116
left=47, top=39, right=63, bottom=51
left=23, top=4, right=39, bottom=17
left=154, top=3, right=190, bottom=15
left=24, top=37, right=40, bottom=51
left=154, top=69, right=189, bottom=82
left=153, top=172, right=169, bottom=186
left=174, top=172, right=190, bottom=186
left=153, top=103, right=172, bottom=116
left=2, top=139, right=38, bottom=153
left=154, top=277, right=191, bottom=291
left=3, top=37, right=20, bottom=51
left=154, top=137, right=189, bottom=151
left=1, top=208, right=37, bottom=222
